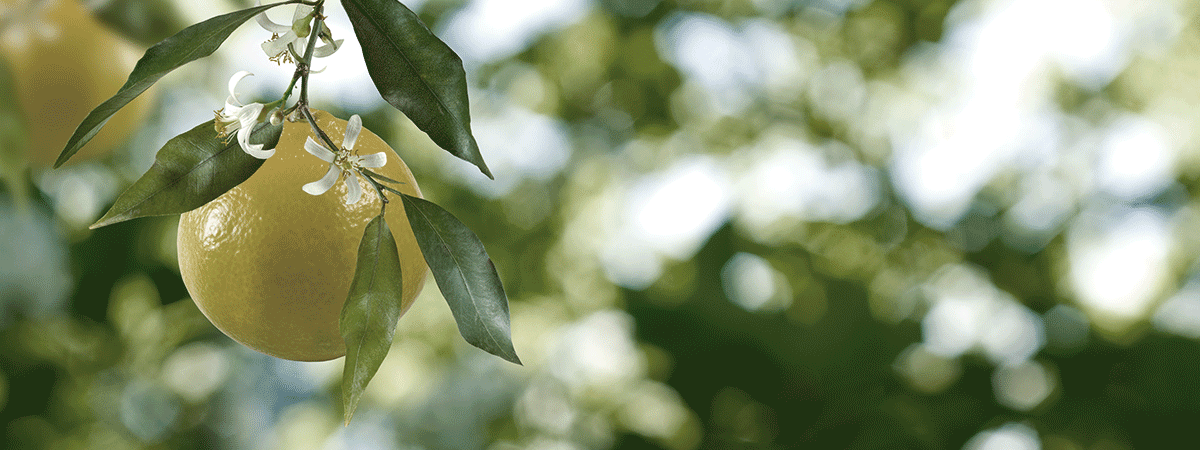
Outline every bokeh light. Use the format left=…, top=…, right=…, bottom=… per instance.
left=6, top=0, right=1200, bottom=448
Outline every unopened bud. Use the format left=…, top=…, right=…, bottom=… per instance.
left=318, top=25, right=335, bottom=46
left=292, top=17, right=311, bottom=38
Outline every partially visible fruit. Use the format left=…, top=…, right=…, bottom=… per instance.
left=0, top=0, right=154, bottom=167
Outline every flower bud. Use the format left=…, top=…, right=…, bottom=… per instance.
left=292, top=16, right=311, bottom=38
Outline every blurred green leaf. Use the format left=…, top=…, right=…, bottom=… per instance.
left=90, top=120, right=283, bottom=229
left=0, top=56, right=29, bottom=202
left=400, top=194, right=520, bottom=364
left=340, top=213, right=406, bottom=425
left=56, top=1, right=295, bottom=168
left=92, top=0, right=188, bottom=46
left=341, top=0, right=492, bottom=179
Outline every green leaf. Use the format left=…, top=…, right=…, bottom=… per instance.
left=0, top=56, right=29, bottom=202
left=340, top=214, right=406, bottom=425
left=56, top=1, right=295, bottom=168
left=400, top=194, right=520, bottom=364
left=341, top=0, right=493, bottom=179
left=90, top=120, right=283, bottom=228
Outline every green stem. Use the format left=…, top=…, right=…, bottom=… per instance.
left=300, top=107, right=339, bottom=160
left=361, top=168, right=404, bottom=185
left=296, top=2, right=322, bottom=108
left=293, top=1, right=338, bottom=151
left=280, top=72, right=303, bottom=105
left=362, top=172, right=388, bottom=205
left=379, top=184, right=407, bottom=197
left=291, top=1, right=388, bottom=206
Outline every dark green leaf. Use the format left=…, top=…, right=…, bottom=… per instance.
left=341, top=0, right=492, bottom=179
left=56, top=1, right=294, bottom=168
left=340, top=214, right=405, bottom=425
left=400, top=194, right=520, bottom=364
left=90, top=120, right=283, bottom=228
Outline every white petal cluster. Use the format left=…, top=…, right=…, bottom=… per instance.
left=214, top=71, right=275, bottom=159
left=302, top=115, right=387, bottom=204
left=255, top=1, right=343, bottom=64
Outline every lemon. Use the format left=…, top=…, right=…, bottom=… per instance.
left=177, top=110, right=427, bottom=361
left=0, top=0, right=153, bottom=166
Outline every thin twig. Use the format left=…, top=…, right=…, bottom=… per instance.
left=361, top=171, right=388, bottom=205
left=296, top=1, right=322, bottom=108
left=292, top=1, right=388, bottom=206
left=361, top=169, right=403, bottom=185
left=380, top=184, right=407, bottom=197
left=295, top=2, right=342, bottom=156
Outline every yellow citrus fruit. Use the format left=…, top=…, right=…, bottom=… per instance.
left=177, top=110, right=428, bottom=361
left=0, top=0, right=153, bottom=166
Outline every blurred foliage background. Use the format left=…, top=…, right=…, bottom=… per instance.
left=2, top=0, right=1199, bottom=448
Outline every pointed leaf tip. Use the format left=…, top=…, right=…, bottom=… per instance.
left=400, top=194, right=520, bottom=364
left=479, top=160, right=494, bottom=180
left=341, top=0, right=492, bottom=178
left=340, top=214, right=406, bottom=425
left=91, top=120, right=282, bottom=228
left=56, top=1, right=293, bottom=167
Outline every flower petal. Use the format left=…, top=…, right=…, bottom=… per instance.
left=237, top=128, right=275, bottom=159
left=304, top=137, right=337, bottom=163
left=261, top=30, right=297, bottom=57
left=312, top=39, right=343, bottom=58
left=343, top=114, right=362, bottom=150
left=357, top=152, right=387, bottom=169
left=235, top=102, right=263, bottom=128
left=237, top=128, right=272, bottom=158
left=234, top=103, right=273, bottom=158
left=292, top=4, right=314, bottom=22
left=227, top=71, right=253, bottom=105
left=290, top=36, right=308, bottom=55
left=303, top=165, right=341, bottom=195
left=223, top=95, right=245, bottom=112
left=254, top=0, right=293, bottom=33
left=242, top=142, right=275, bottom=159
left=343, top=173, right=363, bottom=204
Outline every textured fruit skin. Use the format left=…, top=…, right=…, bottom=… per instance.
left=0, top=0, right=153, bottom=166
left=177, top=111, right=427, bottom=361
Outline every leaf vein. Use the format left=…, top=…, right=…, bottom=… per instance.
left=345, top=0, right=455, bottom=120
left=350, top=221, right=385, bottom=387
left=409, top=198, right=504, bottom=349
left=105, top=129, right=244, bottom=222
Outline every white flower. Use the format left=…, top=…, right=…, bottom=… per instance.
left=302, top=115, right=387, bottom=204
left=255, top=1, right=343, bottom=63
left=214, top=71, right=275, bottom=159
